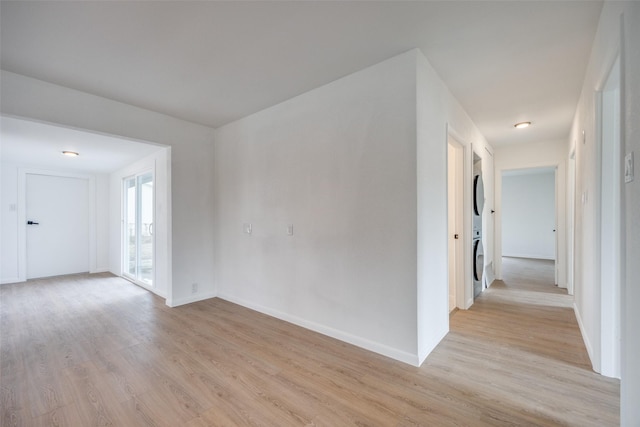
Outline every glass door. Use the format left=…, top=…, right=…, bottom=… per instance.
left=123, top=171, right=154, bottom=286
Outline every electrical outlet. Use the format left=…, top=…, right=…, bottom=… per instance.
left=192, top=283, right=198, bottom=294
left=287, top=224, right=294, bottom=236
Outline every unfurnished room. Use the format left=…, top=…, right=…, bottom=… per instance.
left=1, top=1, right=639, bottom=426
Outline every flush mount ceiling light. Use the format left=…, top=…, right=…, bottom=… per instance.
left=514, top=121, right=532, bottom=129
left=62, top=151, right=79, bottom=157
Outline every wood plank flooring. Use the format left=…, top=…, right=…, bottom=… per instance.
left=1, top=260, right=619, bottom=426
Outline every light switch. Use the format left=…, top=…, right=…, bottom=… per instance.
left=287, top=224, right=294, bottom=236
left=625, top=152, right=634, bottom=183
left=243, top=223, right=252, bottom=234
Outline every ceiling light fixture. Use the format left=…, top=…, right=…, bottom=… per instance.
left=62, top=151, right=79, bottom=157
left=514, top=121, right=531, bottom=129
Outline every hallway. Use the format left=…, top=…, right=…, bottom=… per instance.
left=440, top=257, right=619, bottom=425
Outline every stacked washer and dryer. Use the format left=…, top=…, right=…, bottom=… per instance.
left=473, top=169, right=484, bottom=299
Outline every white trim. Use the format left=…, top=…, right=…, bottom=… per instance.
left=121, top=169, right=155, bottom=289
left=495, top=161, right=566, bottom=288
left=165, top=147, right=173, bottom=306
left=502, top=254, right=556, bottom=261
left=167, top=291, right=217, bottom=308
left=418, top=327, right=449, bottom=367
left=218, top=293, right=421, bottom=367
left=121, top=275, right=166, bottom=299
left=596, top=53, right=622, bottom=379
left=447, top=124, right=474, bottom=310
left=567, top=148, right=576, bottom=296
left=574, top=302, right=595, bottom=370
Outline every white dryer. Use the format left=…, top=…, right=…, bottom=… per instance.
left=473, top=172, right=484, bottom=298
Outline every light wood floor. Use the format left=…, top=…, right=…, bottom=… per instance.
left=1, top=260, right=619, bottom=426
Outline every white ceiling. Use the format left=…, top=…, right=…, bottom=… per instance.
left=0, top=1, right=603, bottom=149
left=0, top=116, right=163, bottom=174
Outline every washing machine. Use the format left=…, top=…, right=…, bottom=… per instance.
left=473, top=228, right=484, bottom=298
left=473, top=172, right=484, bottom=298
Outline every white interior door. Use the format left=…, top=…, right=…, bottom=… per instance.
left=26, top=174, right=89, bottom=279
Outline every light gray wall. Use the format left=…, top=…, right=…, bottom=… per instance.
left=214, top=51, right=420, bottom=364
left=569, top=2, right=640, bottom=424
left=502, top=171, right=555, bottom=260
left=622, top=4, right=640, bottom=424
left=0, top=71, right=216, bottom=306
left=0, top=164, right=20, bottom=282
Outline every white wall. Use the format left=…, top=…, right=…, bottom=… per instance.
left=213, top=49, right=493, bottom=366
left=502, top=171, right=556, bottom=260
left=0, top=163, right=109, bottom=283
left=622, top=4, right=640, bottom=423
left=214, top=51, right=419, bottom=364
left=109, top=148, right=171, bottom=299
left=0, top=71, right=216, bottom=306
left=494, top=139, right=567, bottom=286
left=569, top=2, right=640, bottom=424
left=416, top=51, right=493, bottom=361
left=95, top=174, right=110, bottom=272
left=1, top=164, right=20, bottom=283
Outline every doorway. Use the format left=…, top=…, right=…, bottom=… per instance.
left=26, top=173, right=90, bottom=279
left=123, top=171, right=154, bottom=287
left=501, top=167, right=557, bottom=270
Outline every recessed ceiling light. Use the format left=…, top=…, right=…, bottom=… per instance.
left=62, top=151, right=79, bottom=157
left=514, top=121, right=531, bottom=129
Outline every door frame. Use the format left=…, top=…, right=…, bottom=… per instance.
left=568, top=148, right=576, bottom=296
left=594, top=54, right=621, bottom=378
left=447, top=136, right=464, bottom=311
left=446, top=125, right=473, bottom=309
left=17, top=168, right=97, bottom=282
left=494, top=161, right=566, bottom=287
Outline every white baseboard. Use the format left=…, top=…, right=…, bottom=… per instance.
left=485, top=261, right=496, bottom=287
left=1, top=277, right=23, bottom=285
left=418, top=327, right=449, bottom=367
left=573, top=302, right=596, bottom=371
left=167, top=291, right=217, bottom=308
left=217, top=293, right=420, bottom=367
left=503, top=253, right=555, bottom=260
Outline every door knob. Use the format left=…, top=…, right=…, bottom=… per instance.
left=27, top=221, right=39, bottom=225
